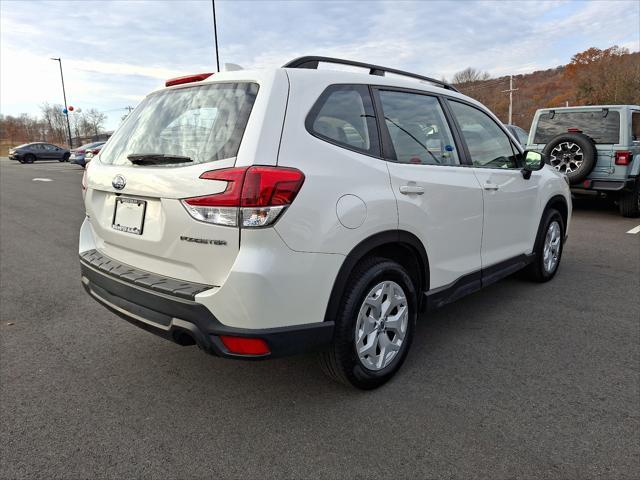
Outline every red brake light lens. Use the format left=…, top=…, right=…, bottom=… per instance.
left=567, top=128, right=582, bottom=133
left=165, top=73, right=214, bottom=87
left=195, top=168, right=248, bottom=206
left=615, top=151, right=631, bottom=165
left=219, top=336, right=270, bottom=356
left=181, top=166, right=305, bottom=227
left=240, top=166, right=305, bottom=207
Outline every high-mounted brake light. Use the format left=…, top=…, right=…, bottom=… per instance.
left=181, top=166, right=305, bottom=227
left=615, top=151, right=632, bottom=165
left=165, top=72, right=214, bottom=87
left=567, top=128, right=582, bottom=133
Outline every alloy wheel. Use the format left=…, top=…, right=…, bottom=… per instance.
left=549, top=142, right=583, bottom=174
left=354, top=280, right=409, bottom=371
left=543, top=220, right=561, bottom=273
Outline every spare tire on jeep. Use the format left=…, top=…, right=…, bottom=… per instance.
left=542, top=132, right=597, bottom=184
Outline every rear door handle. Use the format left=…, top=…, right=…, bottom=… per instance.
left=399, top=185, right=425, bottom=195
left=483, top=183, right=499, bottom=191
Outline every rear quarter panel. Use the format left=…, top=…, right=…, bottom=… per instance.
left=274, top=70, right=398, bottom=255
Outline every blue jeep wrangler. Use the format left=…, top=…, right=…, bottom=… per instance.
left=527, top=105, right=640, bottom=217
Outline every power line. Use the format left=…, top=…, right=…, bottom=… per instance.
left=458, top=78, right=508, bottom=91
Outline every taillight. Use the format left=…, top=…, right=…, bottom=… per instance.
left=91, top=148, right=101, bottom=154
left=181, top=166, right=305, bottom=227
left=615, top=151, right=632, bottom=165
left=219, top=336, right=270, bottom=356
left=81, top=169, right=87, bottom=194
left=77, top=149, right=86, bottom=154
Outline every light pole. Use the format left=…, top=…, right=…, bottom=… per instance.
left=211, top=0, right=220, bottom=72
left=50, top=57, right=73, bottom=148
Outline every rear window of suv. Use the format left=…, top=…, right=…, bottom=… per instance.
left=534, top=110, right=620, bottom=144
left=99, top=82, right=259, bottom=167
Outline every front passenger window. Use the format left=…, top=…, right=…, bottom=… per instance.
left=450, top=101, right=518, bottom=169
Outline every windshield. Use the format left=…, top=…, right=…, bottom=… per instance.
left=534, top=110, right=620, bottom=144
left=99, top=82, right=259, bottom=167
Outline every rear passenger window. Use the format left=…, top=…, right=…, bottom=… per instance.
left=307, top=85, right=379, bottom=156
left=378, top=91, right=460, bottom=165
left=632, top=113, right=640, bottom=143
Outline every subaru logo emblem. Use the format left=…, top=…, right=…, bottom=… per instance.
left=112, top=175, right=126, bottom=190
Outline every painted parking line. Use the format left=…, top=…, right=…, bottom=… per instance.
left=23, top=166, right=83, bottom=173
left=626, top=225, right=640, bottom=234
left=32, top=178, right=53, bottom=182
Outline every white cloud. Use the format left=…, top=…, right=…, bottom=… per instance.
left=1, top=0, right=638, bottom=129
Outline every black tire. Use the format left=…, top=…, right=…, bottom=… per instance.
left=542, top=133, right=597, bottom=184
left=618, top=180, right=640, bottom=218
left=525, top=208, right=565, bottom=282
left=23, top=154, right=35, bottom=164
left=319, top=257, right=418, bottom=390
left=61, top=153, right=70, bottom=162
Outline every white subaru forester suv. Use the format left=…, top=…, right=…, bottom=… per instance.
left=80, top=57, right=571, bottom=389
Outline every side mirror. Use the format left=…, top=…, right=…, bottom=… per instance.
left=521, top=151, right=545, bottom=179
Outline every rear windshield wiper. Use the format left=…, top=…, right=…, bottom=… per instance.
left=127, top=153, right=192, bottom=165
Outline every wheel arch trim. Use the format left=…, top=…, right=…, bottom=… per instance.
left=535, top=194, right=569, bottom=253
left=323, top=230, right=430, bottom=322
left=544, top=194, right=569, bottom=229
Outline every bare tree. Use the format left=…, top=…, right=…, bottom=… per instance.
left=452, top=67, right=491, bottom=85
left=39, top=103, right=67, bottom=144
left=84, top=108, right=107, bottom=136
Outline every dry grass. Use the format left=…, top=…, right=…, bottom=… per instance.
left=0, top=140, right=17, bottom=156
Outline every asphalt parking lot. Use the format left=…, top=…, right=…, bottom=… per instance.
left=0, top=157, right=638, bottom=479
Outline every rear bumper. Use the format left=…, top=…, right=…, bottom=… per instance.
left=571, top=177, right=637, bottom=194
left=80, top=252, right=334, bottom=359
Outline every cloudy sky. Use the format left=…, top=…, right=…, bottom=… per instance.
left=1, top=0, right=638, bottom=130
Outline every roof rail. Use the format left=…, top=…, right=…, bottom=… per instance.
left=283, top=56, right=459, bottom=93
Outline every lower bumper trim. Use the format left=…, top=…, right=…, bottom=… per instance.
left=80, top=258, right=334, bottom=359
left=571, top=177, right=636, bottom=193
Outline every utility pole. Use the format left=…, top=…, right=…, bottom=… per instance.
left=211, top=0, right=220, bottom=72
left=502, top=75, right=518, bottom=125
left=50, top=57, right=73, bottom=148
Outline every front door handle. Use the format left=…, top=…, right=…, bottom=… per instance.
left=399, top=185, right=425, bottom=195
left=483, top=183, right=500, bottom=191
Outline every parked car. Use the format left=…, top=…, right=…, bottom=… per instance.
left=79, top=56, right=571, bottom=389
left=83, top=143, right=106, bottom=166
left=505, top=124, right=529, bottom=147
left=8, top=142, right=70, bottom=163
left=70, top=141, right=105, bottom=167
left=527, top=105, right=640, bottom=217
